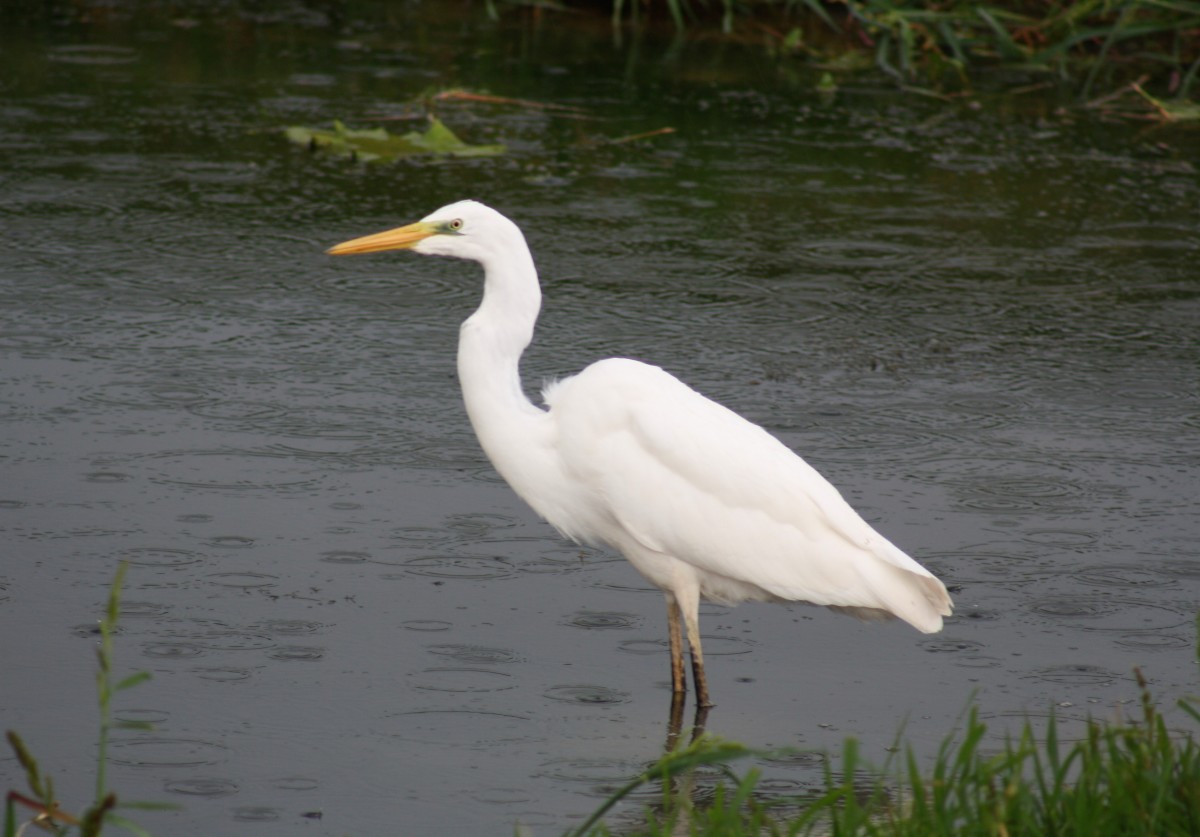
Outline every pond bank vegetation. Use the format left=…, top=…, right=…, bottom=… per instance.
left=484, top=0, right=1200, bottom=116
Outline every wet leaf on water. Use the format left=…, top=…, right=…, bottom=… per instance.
left=284, top=117, right=506, bottom=162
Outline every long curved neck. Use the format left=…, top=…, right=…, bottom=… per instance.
left=456, top=232, right=555, bottom=503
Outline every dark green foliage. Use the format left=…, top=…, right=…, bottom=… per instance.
left=491, top=0, right=1200, bottom=99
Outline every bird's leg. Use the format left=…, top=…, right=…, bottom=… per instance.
left=671, top=585, right=713, bottom=707
left=666, top=595, right=687, bottom=696
left=666, top=690, right=686, bottom=752
left=684, top=614, right=713, bottom=708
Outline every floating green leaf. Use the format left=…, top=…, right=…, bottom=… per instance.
left=284, top=117, right=505, bottom=162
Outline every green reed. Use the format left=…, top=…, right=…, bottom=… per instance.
left=571, top=619, right=1200, bottom=835
left=490, top=0, right=1200, bottom=100
left=5, top=563, right=169, bottom=837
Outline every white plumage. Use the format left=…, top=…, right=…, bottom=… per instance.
left=328, top=199, right=953, bottom=706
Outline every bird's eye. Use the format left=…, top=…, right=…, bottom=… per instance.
left=448, top=218, right=464, bottom=232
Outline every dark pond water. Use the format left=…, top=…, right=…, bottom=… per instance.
left=2, top=3, right=1199, bottom=834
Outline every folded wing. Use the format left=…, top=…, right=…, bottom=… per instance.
left=544, top=358, right=952, bottom=632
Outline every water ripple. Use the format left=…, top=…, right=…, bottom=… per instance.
left=165, top=778, right=239, bottom=798
left=409, top=667, right=516, bottom=693
left=191, top=667, right=253, bottom=682
left=565, top=610, right=640, bottom=630
left=445, top=512, right=521, bottom=537
left=927, top=550, right=1054, bottom=585
left=385, top=709, right=535, bottom=747
left=206, top=572, right=278, bottom=589
left=232, top=807, right=280, bottom=823
left=120, top=547, right=202, bottom=567
left=272, top=776, right=319, bottom=791
left=954, top=475, right=1084, bottom=512
left=401, top=619, right=452, bottom=632
left=107, top=737, right=229, bottom=768
left=266, top=646, right=325, bottom=662
left=536, top=757, right=645, bottom=790
left=543, top=684, right=630, bottom=705
left=320, top=550, right=370, bottom=564
left=1026, top=596, right=1189, bottom=632
left=472, top=787, right=532, bottom=805
left=1114, top=632, right=1190, bottom=652
left=147, top=451, right=326, bottom=493
left=142, top=642, right=204, bottom=660
left=1029, top=664, right=1119, bottom=686
left=427, top=644, right=524, bottom=665
left=1073, top=565, right=1175, bottom=589
left=619, top=635, right=753, bottom=656
left=395, top=555, right=516, bottom=580
left=920, top=638, right=985, bottom=655
left=1022, top=529, right=1098, bottom=548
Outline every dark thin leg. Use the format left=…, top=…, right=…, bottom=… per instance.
left=682, top=608, right=713, bottom=708
left=666, top=690, right=686, bottom=751
left=691, top=703, right=710, bottom=741
left=665, top=688, right=710, bottom=751
left=666, top=596, right=686, bottom=696
left=690, top=647, right=712, bottom=708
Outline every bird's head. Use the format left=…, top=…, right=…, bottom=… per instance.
left=327, top=199, right=520, bottom=263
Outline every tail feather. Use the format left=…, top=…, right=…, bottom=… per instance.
left=858, top=558, right=953, bottom=634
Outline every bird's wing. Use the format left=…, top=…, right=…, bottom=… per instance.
left=544, top=358, right=950, bottom=631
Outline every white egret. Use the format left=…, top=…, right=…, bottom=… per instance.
left=328, top=200, right=952, bottom=707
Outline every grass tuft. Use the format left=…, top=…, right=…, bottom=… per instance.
left=573, top=619, right=1200, bottom=835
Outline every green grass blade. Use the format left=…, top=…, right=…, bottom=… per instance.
left=114, top=672, right=152, bottom=693
left=119, top=800, right=181, bottom=811
left=797, top=0, right=839, bottom=31
left=566, top=736, right=756, bottom=836
left=104, top=811, right=156, bottom=837
left=665, top=0, right=686, bottom=29
left=976, top=6, right=1030, bottom=60
left=4, top=793, right=16, bottom=837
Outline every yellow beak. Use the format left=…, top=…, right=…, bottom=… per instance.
left=326, top=221, right=438, bottom=255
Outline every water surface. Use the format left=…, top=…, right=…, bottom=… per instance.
left=1, top=3, right=1198, bottom=834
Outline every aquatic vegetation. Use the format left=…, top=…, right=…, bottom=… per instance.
left=285, top=93, right=669, bottom=164
left=4, top=564, right=170, bottom=837
left=284, top=117, right=506, bottom=162
left=1128, top=79, right=1200, bottom=120
left=572, top=627, right=1200, bottom=835
left=490, top=0, right=1200, bottom=103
